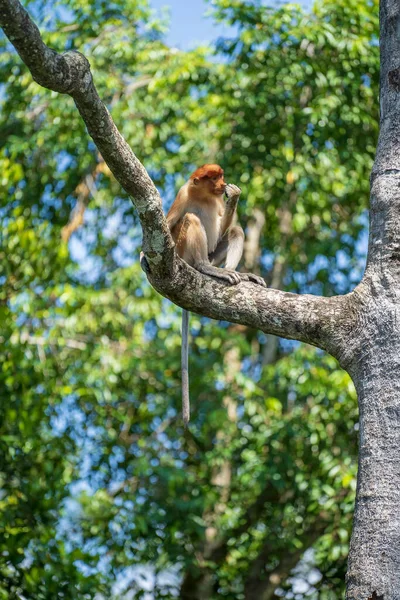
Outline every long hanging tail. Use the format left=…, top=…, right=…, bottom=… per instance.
left=181, top=309, right=190, bottom=427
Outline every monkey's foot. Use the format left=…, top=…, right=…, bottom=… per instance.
left=198, top=263, right=241, bottom=285
left=238, top=272, right=266, bottom=287
left=210, top=270, right=242, bottom=285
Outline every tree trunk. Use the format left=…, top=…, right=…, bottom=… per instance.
left=344, top=181, right=400, bottom=598
left=346, top=340, right=400, bottom=599
left=344, top=1, right=400, bottom=597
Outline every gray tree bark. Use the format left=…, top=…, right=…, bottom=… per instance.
left=344, top=2, right=400, bottom=597
left=0, top=0, right=398, bottom=597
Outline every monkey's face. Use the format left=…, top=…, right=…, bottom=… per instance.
left=212, top=174, right=226, bottom=195
left=191, top=164, right=226, bottom=196
left=202, top=174, right=226, bottom=196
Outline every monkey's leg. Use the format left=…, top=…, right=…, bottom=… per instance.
left=178, top=214, right=241, bottom=285
left=210, top=225, right=245, bottom=269
left=210, top=226, right=266, bottom=287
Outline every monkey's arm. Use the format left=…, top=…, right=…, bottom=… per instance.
left=220, top=184, right=241, bottom=236
left=166, top=190, right=186, bottom=231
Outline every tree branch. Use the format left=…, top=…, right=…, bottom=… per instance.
left=0, top=0, right=354, bottom=359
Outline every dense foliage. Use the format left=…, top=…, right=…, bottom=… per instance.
left=0, top=0, right=378, bottom=597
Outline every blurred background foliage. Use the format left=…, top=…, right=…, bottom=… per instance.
left=0, top=0, right=378, bottom=597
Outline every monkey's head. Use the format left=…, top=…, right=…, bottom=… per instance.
left=190, top=164, right=226, bottom=196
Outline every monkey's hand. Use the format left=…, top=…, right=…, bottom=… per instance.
left=225, top=183, right=241, bottom=203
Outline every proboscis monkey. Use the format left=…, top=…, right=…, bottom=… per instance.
left=167, top=164, right=266, bottom=427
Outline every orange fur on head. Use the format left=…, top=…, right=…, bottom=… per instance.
left=190, top=164, right=224, bottom=180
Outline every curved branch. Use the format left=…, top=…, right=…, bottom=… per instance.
left=147, top=257, right=356, bottom=359
left=0, top=0, right=353, bottom=358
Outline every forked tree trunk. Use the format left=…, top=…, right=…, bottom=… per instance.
left=343, top=1, right=400, bottom=598
left=1, top=0, right=400, bottom=597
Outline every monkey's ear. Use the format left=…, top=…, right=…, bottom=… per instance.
left=193, top=177, right=199, bottom=185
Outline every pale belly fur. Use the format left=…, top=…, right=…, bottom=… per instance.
left=186, top=198, right=224, bottom=254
